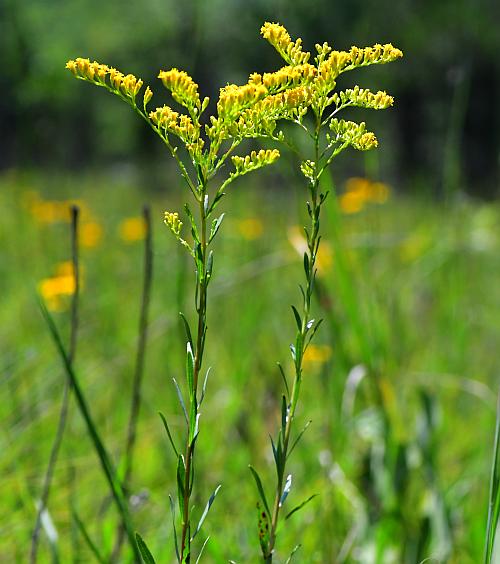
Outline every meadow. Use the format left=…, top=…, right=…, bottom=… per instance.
left=1, top=166, right=499, bottom=563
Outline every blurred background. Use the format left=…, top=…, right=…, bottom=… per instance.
left=2, top=0, right=500, bottom=562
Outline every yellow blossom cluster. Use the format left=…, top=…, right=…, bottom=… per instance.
left=260, top=22, right=311, bottom=65
left=329, top=118, right=378, bottom=151
left=331, top=86, right=394, bottom=110
left=39, top=261, right=79, bottom=312
left=231, top=149, right=280, bottom=176
left=164, top=211, right=183, bottom=237
left=65, top=58, right=144, bottom=101
left=248, top=64, right=317, bottom=94
left=158, top=68, right=205, bottom=112
left=149, top=105, right=203, bottom=157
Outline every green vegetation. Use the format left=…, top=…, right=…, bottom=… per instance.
left=1, top=167, right=499, bottom=562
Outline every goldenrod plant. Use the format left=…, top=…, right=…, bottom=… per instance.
left=65, top=50, right=326, bottom=563
left=243, top=23, right=403, bottom=562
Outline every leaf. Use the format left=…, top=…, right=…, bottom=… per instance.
left=209, top=213, right=225, bottom=243
left=485, top=391, right=500, bottom=563
left=281, top=395, right=288, bottom=433
left=172, top=378, right=189, bottom=424
left=199, top=367, right=211, bottom=405
left=168, top=495, right=180, bottom=563
left=186, top=342, right=195, bottom=399
left=206, top=250, right=214, bottom=282
left=284, top=544, right=301, bottom=564
left=288, top=420, right=312, bottom=458
left=303, top=252, right=309, bottom=277
left=179, top=313, right=193, bottom=348
left=176, top=455, right=186, bottom=516
left=158, top=412, right=179, bottom=458
left=277, top=363, right=290, bottom=399
left=136, top=533, right=156, bottom=564
left=285, top=494, right=318, bottom=520
left=195, top=536, right=210, bottom=564
left=291, top=305, right=302, bottom=331
left=184, top=203, right=200, bottom=243
left=72, top=509, right=106, bottom=564
left=280, top=474, right=292, bottom=507
left=248, top=465, right=271, bottom=519
left=192, top=485, right=222, bottom=540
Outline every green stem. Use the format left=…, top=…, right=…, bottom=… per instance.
left=265, top=119, right=322, bottom=562
left=180, top=185, right=208, bottom=562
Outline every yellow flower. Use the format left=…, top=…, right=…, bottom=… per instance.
left=237, top=218, right=264, bottom=240
left=119, top=217, right=146, bottom=242
left=303, top=344, right=332, bottom=365
left=339, top=191, right=366, bottom=214
left=39, top=261, right=80, bottom=312
left=80, top=221, right=103, bottom=248
left=340, top=177, right=391, bottom=214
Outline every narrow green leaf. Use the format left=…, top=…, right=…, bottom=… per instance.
left=209, top=213, right=225, bottom=243
left=158, top=412, right=179, bottom=458
left=284, top=544, right=301, bottom=564
left=306, top=318, right=324, bottom=347
left=200, top=367, right=211, bottom=405
left=136, top=533, right=156, bottom=564
left=484, top=391, right=500, bottom=563
left=280, top=474, right=292, bottom=507
left=248, top=465, right=271, bottom=519
left=72, top=510, right=106, bottom=564
left=303, top=252, right=309, bottom=277
left=281, top=395, right=288, bottom=433
left=192, top=485, right=221, bottom=540
left=179, top=313, right=193, bottom=348
left=184, top=203, right=200, bottom=243
left=288, top=420, right=312, bottom=458
left=277, top=363, right=290, bottom=400
left=206, top=250, right=214, bottom=282
left=285, top=494, right=318, bottom=520
left=172, top=378, right=189, bottom=424
left=176, top=455, right=186, bottom=516
left=291, top=305, right=302, bottom=331
left=168, top=495, right=180, bottom=563
left=195, top=536, right=210, bottom=564
left=186, top=343, right=195, bottom=400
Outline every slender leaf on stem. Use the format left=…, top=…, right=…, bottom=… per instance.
left=186, top=343, right=195, bottom=399
left=288, top=420, right=312, bottom=458
left=179, top=313, right=193, bottom=348
left=209, top=213, right=225, bottom=243
left=249, top=466, right=271, bottom=519
left=184, top=203, right=200, bottom=243
left=159, top=412, right=179, bottom=458
left=484, top=391, right=500, bottom=564
left=192, top=485, right=221, bottom=540
left=172, top=378, right=189, bottom=424
left=39, top=301, right=139, bottom=560
left=72, top=510, right=106, bottom=564
left=195, top=536, right=210, bottom=564
left=284, top=544, right=301, bottom=564
left=199, top=367, right=211, bottom=405
left=177, top=455, right=186, bottom=515
left=136, top=533, right=156, bottom=564
left=281, top=396, right=288, bottom=433
left=169, top=495, right=180, bottom=563
left=280, top=474, right=292, bottom=507
left=285, top=494, right=318, bottom=521
left=277, top=363, right=290, bottom=400
left=291, top=306, right=302, bottom=331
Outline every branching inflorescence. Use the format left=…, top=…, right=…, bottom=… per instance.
left=244, top=22, right=402, bottom=563
left=66, top=21, right=401, bottom=562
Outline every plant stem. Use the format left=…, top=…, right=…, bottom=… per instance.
left=180, top=187, right=208, bottom=562
left=31, top=205, right=80, bottom=563
left=265, top=121, right=322, bottom=561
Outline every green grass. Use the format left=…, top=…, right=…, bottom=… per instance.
left=1, top=168, right=499, bottom=562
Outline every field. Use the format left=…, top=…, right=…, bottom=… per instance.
left=1, top=168, right=499, bottom=563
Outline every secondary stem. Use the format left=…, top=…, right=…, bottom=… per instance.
left=265, top=118, right=322, bottom=562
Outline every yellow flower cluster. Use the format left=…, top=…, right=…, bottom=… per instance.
left=164, top=211, right=183, bottom=237
left=39, top=261, right=79, bottom=312
left=65, top=58, right=144, bottom=101
left=149, top=105, right=203, bottom=157
left=339, top=177, right=391, bottom=214
left=331, top=86, right=394, bottom=110
left=217, top=83, right=268, bottom=120
left=329, top=119, right=378, bottom=151
left=231, top=149, right=280, bottom=176
left=158, top=68, right=204, bottom=112
left=260, top=22, right=311, bottom=65
left=248, top=64, right=317, bottom=94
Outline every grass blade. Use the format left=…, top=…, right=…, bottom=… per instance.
left=72, top=510, right=106, bottom=564
left=192, top=485, right=221, bottom=541
left=285, top=494, right=318, bottom=521
left=159, top=412, right=179, bottom=458
left=39, top=300, right=140, bottom=561
left=136, top=533, right=156, bottom=564
left=484, top=391, right=500, bottom=563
